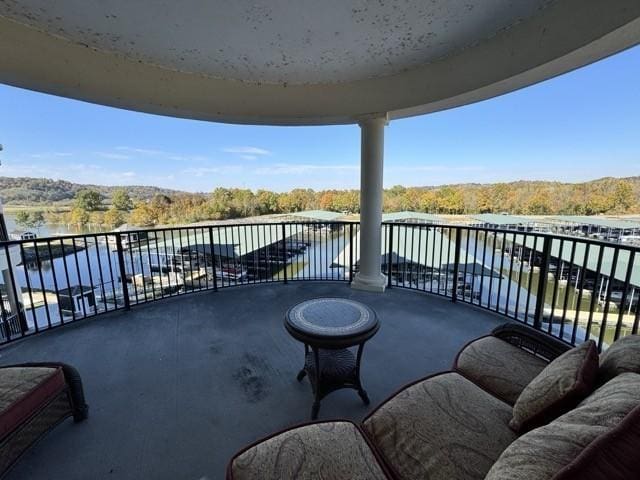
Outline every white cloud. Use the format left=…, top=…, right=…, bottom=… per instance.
left=253, top=163, right=358, bottom=175
left=386, top=165, right=486, bottom=173
left=223, top=146, right=271, bottom=156
left=114, top=146, right=210, bottom=163
left=95, top=152, right=131, bottom=160
left=181, top=166, right=243, bottom=177
left=121, top=171, right=136, bottom=178
left=28, top=152, right=73, bottom=159
left=240, top=155, right=258, bottom=161
left=115, top=146, right=168, bottom=156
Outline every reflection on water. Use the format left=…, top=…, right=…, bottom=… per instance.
left=4, top=213, right=108, bottom=238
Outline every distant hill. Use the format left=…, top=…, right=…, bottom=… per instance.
left=0, top=177, right=191, bottom=206
left=0, top=175, right=638, bottom=217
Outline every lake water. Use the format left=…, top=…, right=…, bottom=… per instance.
left=3, top=213, right=107, bottom=238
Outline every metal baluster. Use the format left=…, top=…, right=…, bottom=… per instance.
left=452, top=227, right=461, bottom=303
left=559, top=241, right=577, bottom=338
left=585, top=245, right=605, bottom=342
left=480, top=229, right=489, bottom=309
left=614, top=250, right=635, bottom=341
left=18, top=242, right=38, bottom=330
left=533, top=235, right=551, bottom=331
left=115, top=235, right=130, bottom=310
left=572, top=243, right=591, bottom=345
left=598, top=247, right=619, bottom=351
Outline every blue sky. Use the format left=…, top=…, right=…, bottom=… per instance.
left=0, top=45, right=638, bottom=193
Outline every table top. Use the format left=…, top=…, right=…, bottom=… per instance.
left=285, top=298, right=379, bottom=346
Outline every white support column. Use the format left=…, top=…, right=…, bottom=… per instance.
left=352, top=114, right=388, bottom=293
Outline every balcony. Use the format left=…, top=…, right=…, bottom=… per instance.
left=0, top=221, right=638, bottom=478
left=0, top=281, right=507, bottom=479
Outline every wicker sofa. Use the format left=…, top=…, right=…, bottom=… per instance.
left=0, top=362, right=88, bottom=476
left=227, top=323, right=640, bottom=479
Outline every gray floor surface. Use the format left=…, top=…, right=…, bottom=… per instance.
left=0, top=282, right=507, bottom=480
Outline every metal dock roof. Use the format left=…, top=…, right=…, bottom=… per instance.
left=545, top=216, right=640, bottom=229
left=152, top=224, right=304, bottom=257
left=512, top=234, right=640, bottom=288
left=469, top=213, right=539, bottom=226
left=382, top=211, right=443, bottom=223
left=284, top=210, right=346, bottom=221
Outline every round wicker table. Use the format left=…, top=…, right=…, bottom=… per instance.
left=285, top=297, right=380, bottom=419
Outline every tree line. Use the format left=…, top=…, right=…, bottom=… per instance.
left=10, top=176, right=639, bottom=230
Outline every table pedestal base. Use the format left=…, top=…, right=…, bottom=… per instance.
left=297, top=346, right=369, bottom=419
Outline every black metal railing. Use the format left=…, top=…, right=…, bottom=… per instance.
left=0, top=221, right=638, bottom=349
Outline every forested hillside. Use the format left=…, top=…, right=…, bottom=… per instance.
left=0, top=177, right=183, bottom=205
left=2, top=176, right=639, bottom=228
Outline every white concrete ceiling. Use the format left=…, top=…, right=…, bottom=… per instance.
left=0, top=0, right=553, bottom=85
left=0, top=0, right=639, bottom=124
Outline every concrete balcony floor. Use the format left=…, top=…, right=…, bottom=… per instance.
left=0, top=282, right=507, bottom=480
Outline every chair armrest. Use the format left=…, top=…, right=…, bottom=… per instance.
left=491, top=323, right=571, bottom=362
left=0, top=362, right=88, bottom=421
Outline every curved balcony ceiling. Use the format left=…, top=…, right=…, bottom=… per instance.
left=1, top=0, right=639, bottom=125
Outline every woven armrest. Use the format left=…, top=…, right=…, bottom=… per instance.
left=491, top=323, right=571, bottom=362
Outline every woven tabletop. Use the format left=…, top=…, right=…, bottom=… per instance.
left=285, top=298, right=378, bottom=343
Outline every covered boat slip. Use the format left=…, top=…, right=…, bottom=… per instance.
left=334, top=225, right=502, bottom=296
left=507, top=233, right=640, bottom=327
left=509, top=233, right=640, bottom=286
left=125, top=224, right=311, bottom=286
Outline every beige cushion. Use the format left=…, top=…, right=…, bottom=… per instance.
left=455, top=336, right=548, bottom=404
left=485, top=372, right=640, bottom=480
left=599, top=334, right=640, bottom=383
left=363, top=372, right=516, bottom=480
left=229, top=421, right=388, bottom=480
left=510, top=340, right=598, bottom=432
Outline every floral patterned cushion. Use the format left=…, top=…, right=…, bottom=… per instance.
left=510, top=340, right=598, bottom=432
left=455, top=335, right=548, bottom=404
left=363, top=372, right=516, bottom=480
left=599, top=334, right=640, bottom=384
left=228, top=421, right=389, bottom=480
left=485, top=373, right=640, bottom=480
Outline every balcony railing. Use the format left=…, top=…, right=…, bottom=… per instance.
left=1, top=222, right=638, bottom=349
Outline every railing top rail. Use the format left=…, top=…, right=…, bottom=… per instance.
left=0, top=220, right=362, bottom=245
left=380, top=222, right=640, bottom=253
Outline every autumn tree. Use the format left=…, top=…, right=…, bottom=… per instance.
left=611, top=180, right=634, bottom=212
left=70, top=207, right=90, bottom=226
left=526, top=187, right=552, bottom=214
left=436, top=187, right=465, bottom=214
left=256, top=190, right=280, bottom=215
left=103, top=207, right=125, bottom=228
left=129, top=202, right=157, bottom=227
left=476, top=187, right=494, bottom=213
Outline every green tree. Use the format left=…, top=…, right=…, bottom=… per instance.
left=75, top=189, right=102, bottom=211
left=112, top=189, right=133, bottom=211
left=30, top=211, right=46, bottom=232
left=14, top=210, right=31, bottom=228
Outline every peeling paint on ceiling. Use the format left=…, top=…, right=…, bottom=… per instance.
left=0, top=0, right=555, bottom=85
